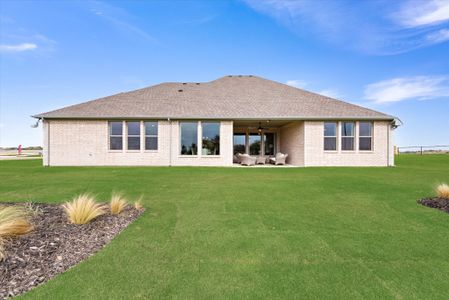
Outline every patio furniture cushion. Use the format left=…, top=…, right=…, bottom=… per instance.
left=240, top=154, right=256, bottom=166
left=256, top=156, right=266, bottom=165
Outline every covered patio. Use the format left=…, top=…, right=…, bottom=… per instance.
left=232, top=120, right=301, bottom=166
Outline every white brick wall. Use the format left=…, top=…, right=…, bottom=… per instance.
left=279, top=121, right=304, bottom=166
left=43, top=120, right=233, bottom=166
left=303, top=121, right=394, bottom=167
left=42, top=119, right=393, bottom=167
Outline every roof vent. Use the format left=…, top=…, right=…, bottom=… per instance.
left=178, top=89, right=183, bottom=92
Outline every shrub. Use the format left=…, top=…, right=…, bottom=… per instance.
left=0, top=205, right=34, bottom=260
left=110, top=192, right=127, bottom=215
left=436, top=183, right=449, bottom=199
left=134, top=195, right=144, bottom=210
left=62, top=194, right=106, bottom=224
left=0, top=206, right=34, bottom=237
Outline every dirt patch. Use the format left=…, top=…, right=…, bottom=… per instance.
left=418, top=197, right=449, bottom=214
left=0, top=203, right=143, bottom=299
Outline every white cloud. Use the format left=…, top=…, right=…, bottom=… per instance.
left=395, top=0, right=449, bottom=27
left=286, top=79, right=307, bottom=88
left=286, top=80, right=342, bottom=99
left=0, top=43, right=37, bottom=52
left=89, top=2, right=157, bottom=43
left=244, top=0, right=449, bottom=55
left=317, top=89, right=342, bottom=99
left=364, top=76, right=449, bottom=103
left=426, top=29, right=449, bottom=43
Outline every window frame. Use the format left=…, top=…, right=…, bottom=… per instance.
left=341, top=121, right=355, bottom=151
left=323, top=122, right=338, bottom=151
left=144, top=121, right=158, bottom=151
left=126, top=121, right=141, bottom=151
left=179, top=121, right=199, bottom=156
left=201, top=122, right=220, bottom=156
left=359, top=121, right=373, bottom=151
left=109, top=121, right=123, bottom=151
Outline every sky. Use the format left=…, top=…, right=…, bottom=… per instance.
left=0, top=0, right=448, bottom=147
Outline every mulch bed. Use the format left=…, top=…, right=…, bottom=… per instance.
left=0, top=203, right=143, bottom=299
left=417, top=197, right=449, bottom=214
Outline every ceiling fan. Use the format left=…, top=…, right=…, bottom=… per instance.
left=247, top=121, right=270, bottom=133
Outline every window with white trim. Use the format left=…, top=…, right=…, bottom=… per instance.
left=127, top=121, right=140, bottom=150
left=341, top=122, right=355, bottom=151
left=109, top=121, right=123, bottom=150
left=202, top=122, right=220, bottom=155
left=180, top=122, right=198, bottom=155
left=324, top=122, right=337, bottom=151
left=359, top=122, right=373, bottom=151
left=145, top=121, right=158, bottom=150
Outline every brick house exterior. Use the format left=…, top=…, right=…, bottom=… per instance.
left=35, top=76, right=398, bottom=167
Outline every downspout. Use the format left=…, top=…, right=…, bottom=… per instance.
left=387, top=122, right=390, bottom=167
left=47, top=119, right=50, bottom=167
left=168, top=118, right=172, bottom=166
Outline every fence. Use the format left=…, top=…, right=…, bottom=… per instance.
left=396, top=145, right=449, bottom=155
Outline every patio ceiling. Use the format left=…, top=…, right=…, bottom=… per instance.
left=233, top=120, right=292, bottom=129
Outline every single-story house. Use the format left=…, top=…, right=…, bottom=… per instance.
left=33, top=75, right=399, bottom=167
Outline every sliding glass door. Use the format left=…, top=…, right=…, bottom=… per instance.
left=249, top=134, right=261, bottom=155
left=233, top=134, right=246, bottom=154
left=233, top=132, right=276, bottom=155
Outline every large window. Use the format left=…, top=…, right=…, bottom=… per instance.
left=180, top=122, right=198, bottom=155
left=324, top=122, right=337, bottom=151
left=359, top=122, right=373, bottom=151
left=202, top=122, right=220, bottom=155
left=233, top=134, right=245, bottom=154
left=341, top=122, right=355, bottom=151
left=264, top=132, right=276, bottom=155
left=145, top=122, right=158, bottom=150
left=109, top=121, right=123, bottom=150
left=127, top=121, right=140, bottom=150
left=249, top=134, right=261, bottom=155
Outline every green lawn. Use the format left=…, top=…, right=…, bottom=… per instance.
left=1, top=155, right=449, bottom=299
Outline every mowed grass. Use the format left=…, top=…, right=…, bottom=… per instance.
left=1, top=155, right=449, bottom=299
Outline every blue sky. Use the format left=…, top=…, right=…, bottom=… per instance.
left=0, top=0, right=448, bottom=147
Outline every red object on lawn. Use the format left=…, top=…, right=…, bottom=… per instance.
left=18, top=144, right=22, bottom=155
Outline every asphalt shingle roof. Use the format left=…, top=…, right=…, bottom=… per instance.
left=34, top=75, right=394, bottom=120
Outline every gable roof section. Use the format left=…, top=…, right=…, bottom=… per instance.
left=34, top=75, right=394, bottom=120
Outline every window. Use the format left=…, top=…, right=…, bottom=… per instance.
left=324, top=122, right=337, bottom=151
left=180, top=122, right=198, bottom=155
left=127, top=121, right=140, bottom=150
left=109, top=121, right=123, bottom=150
left=359, top=122, right=373, bottom=151
left=145, top=122, right=158, bottom=150
left=202, top=122, right=220, bottom=155
left=264, top=133, right=276, bottom=155
left=249, top=133, right=261, bottom=155
left=341, top=122, right=355, bottom=150
left=233, top=133, right=246, bottom=154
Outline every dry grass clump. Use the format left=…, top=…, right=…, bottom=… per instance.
left=133, top=195, right=144, bottom=210
left=0, top=205, right=34, bottom=260
left=62, top=194, right=106, bottom=225
left=436, top=183, right=449, bottom=199
left=110, top=193, right=128, bottom=215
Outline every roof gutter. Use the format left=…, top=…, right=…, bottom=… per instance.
left=31, top=115, right=397, bottom=121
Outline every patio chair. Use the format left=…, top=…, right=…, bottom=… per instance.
left=269, top=153, right=288, bottom=165
left=233, top=153, right=242, bottom=164
left=256, top=156, right=266, bottom=165
left=240, top=154, right=257, bottom=166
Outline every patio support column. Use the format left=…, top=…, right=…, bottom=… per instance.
left=245, top=128, right=249, bottom=154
